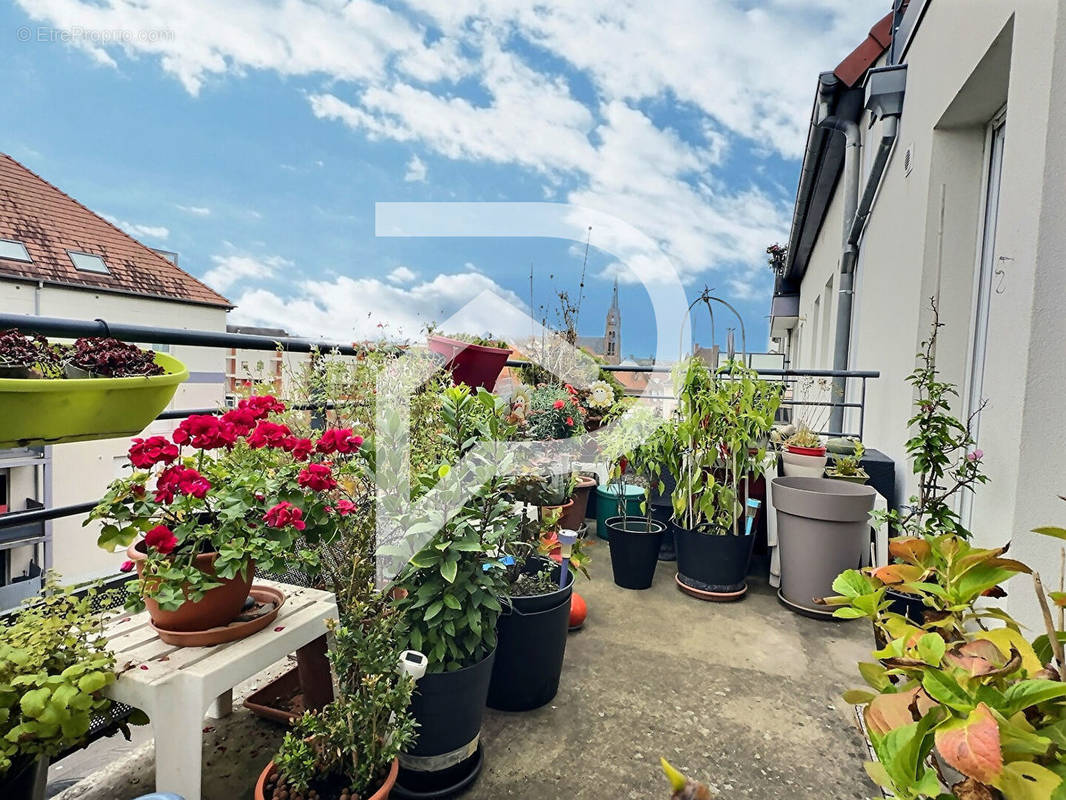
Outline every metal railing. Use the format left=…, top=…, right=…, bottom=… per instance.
left=0, top=312, right=879, bottom=538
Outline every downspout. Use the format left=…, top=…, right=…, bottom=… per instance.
left=828, top=61, right=908, bottom=434
left=816, top=118, right=860, bottom=435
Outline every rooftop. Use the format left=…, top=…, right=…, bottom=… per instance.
left=0, top=154, right=231, bottom=309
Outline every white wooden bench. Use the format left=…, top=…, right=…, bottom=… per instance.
left=102, top=580, right=337, bottom=800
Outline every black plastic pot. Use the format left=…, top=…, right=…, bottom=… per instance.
left=606, top=516, right=666, bottom=589
left=400, top=648, right=495, bottom=773
left=652, top=506, right=676, bottom=561
left=0, top=756, right=47, bottom=800
left=886, top=588, right=927, bottom=623
left=487, top=560, right=573, bottom=711
left=674, top=523, right=755, bottom=594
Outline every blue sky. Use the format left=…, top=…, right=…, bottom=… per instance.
left=2, top=0, right=885, bottom=358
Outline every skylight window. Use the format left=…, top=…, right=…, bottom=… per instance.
left=0, top=239, right=32, bottom=262
left=68, top=251, right=110, bottom=274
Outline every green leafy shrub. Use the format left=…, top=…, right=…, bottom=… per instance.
left=0, top=578, right=117, bottom=777
left=388, top=386, right=521, bottom=672
left=271, top=599, right=416, bottom=797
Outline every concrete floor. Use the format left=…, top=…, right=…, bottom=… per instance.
left=52, top=549, right=875, bottom=800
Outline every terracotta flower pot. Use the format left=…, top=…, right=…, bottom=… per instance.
left=255, top=758, right=399, bottom=800
left=539, top=499, right=574, bottom=528
left=560, top=475, right=596, bottom=530
left=127, top=541, right=254, bottom=632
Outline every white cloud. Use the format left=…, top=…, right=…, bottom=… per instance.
left=403, top=155, right=427, bottom=183
left=227, top=270, right=526, bottom=342
left=176, top=204, right=211, bottom=216
left=201, top=253, right=292, bottom=293
left=102, top=214, right=169, bottom=240
left=387, top=266, right=417, bottom=283
left=23, top=0, right=885, bottom=302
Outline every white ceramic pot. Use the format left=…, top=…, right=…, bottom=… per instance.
left=781, top=449, right=829, bottom=478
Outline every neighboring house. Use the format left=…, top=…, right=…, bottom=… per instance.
left=0, top=153, right=231, bottom=599
left=769, top=1, right=1066, bottom=621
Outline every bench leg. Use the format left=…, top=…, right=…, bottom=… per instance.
left=207, top=689, right=233, bottom=719
left=152, top=701, right=206, bottom=800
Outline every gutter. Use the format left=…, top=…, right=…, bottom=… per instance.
left=782, top=73, right=840, bottom=280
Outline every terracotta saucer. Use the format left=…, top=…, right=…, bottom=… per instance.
left=151, top=585, right=286, bottom=647
left=674, top=572, right=747, bottom=602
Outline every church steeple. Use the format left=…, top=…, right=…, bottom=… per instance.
left=604, top=278, right=620, bottom=364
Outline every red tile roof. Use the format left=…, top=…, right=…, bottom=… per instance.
left=833, top=8, right=899, bottom=88
left=0, top=154, right=231, bottom=308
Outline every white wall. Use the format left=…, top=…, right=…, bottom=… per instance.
left=791, top=1, right=1066, bottom=627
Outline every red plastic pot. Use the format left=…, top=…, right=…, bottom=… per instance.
left=786, top=444, right=827, bottom=457
left=427, top=335, right=510, bottom=391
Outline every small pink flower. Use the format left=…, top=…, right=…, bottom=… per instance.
left=967, top=449, right=984, bottom=462
left=120, top=560, right=135, bottom=573
left=565, top=417, right=574, bottom=426
left=552, top=399, right=565, bottom=410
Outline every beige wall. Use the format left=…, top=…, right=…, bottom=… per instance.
left=791, top=1, right=1066, bottom=626
left=0, top=280, right=228, bottom=582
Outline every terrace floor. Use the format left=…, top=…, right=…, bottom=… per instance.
left=51, top=548, right=876, bottom=800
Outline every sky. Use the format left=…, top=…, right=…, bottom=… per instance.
left=2, top=0, right=886, bottom=359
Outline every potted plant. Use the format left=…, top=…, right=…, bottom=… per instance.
left=780, top=424, right=828, bottom=477
left=872, top=304, right=988, bottom=620
left=89, top=395, right=365, bottom=642
left=824, top=439, right=869, bottom=483
left=0, top=329, right=187, bottom=449
left=386, top=386, right=521, bottom=795
left=63, top=337, right=166, bottom=378
left=486, top=507, right=576, bottom=711
left=821, top=505, right=1066, bottom=799
left=599, top=405, right=674, bottom=589
left=518, top=383, right=587, bottom=442
left=0, top=578, right=117, bottom=800
left=426, top=329, right=511, bottom=390
left=670, top=358, right=779, bottom=601
left=255, top=597, right=416, bottom=800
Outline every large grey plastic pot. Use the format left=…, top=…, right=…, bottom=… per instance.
left=770, top=476, right=876, bottom=617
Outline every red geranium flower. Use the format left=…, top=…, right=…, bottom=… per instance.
left=129, top=436, right=179, bottom=468
left=247, top=421, right=292, bottom=449
left=316, top=428, right=364, bottom=455
left=173, top=415, right=237, bottom=450
left=263, top=501, right=306, bottom=531
left=238, top=395, right=286, bottom=420
left=144, top=525, right=178, bottom=555
left=335, top=499, right=357, bottom=516
left=297, top=462, right=337, bottom=492
left=154, top=466, right=211, bottom=503
left=221, top=406, right=258, bottom=436
left=120, top=559, right=135, bottom=573
left=285, top=437, right=314, bottom=461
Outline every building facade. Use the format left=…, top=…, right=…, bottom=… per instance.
left=769, top=1, right=1066, bottom=625
left=0, top=154, right=231, bottom=601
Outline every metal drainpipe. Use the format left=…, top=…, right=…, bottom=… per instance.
left=830, top=114, right=900, bottom=434
left=816, top=118, right=860, bottom=434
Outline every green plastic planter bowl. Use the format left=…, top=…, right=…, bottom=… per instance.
left=595, top=483, right=645, bottom=540
left=0, top=353, right=188, bottom=448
